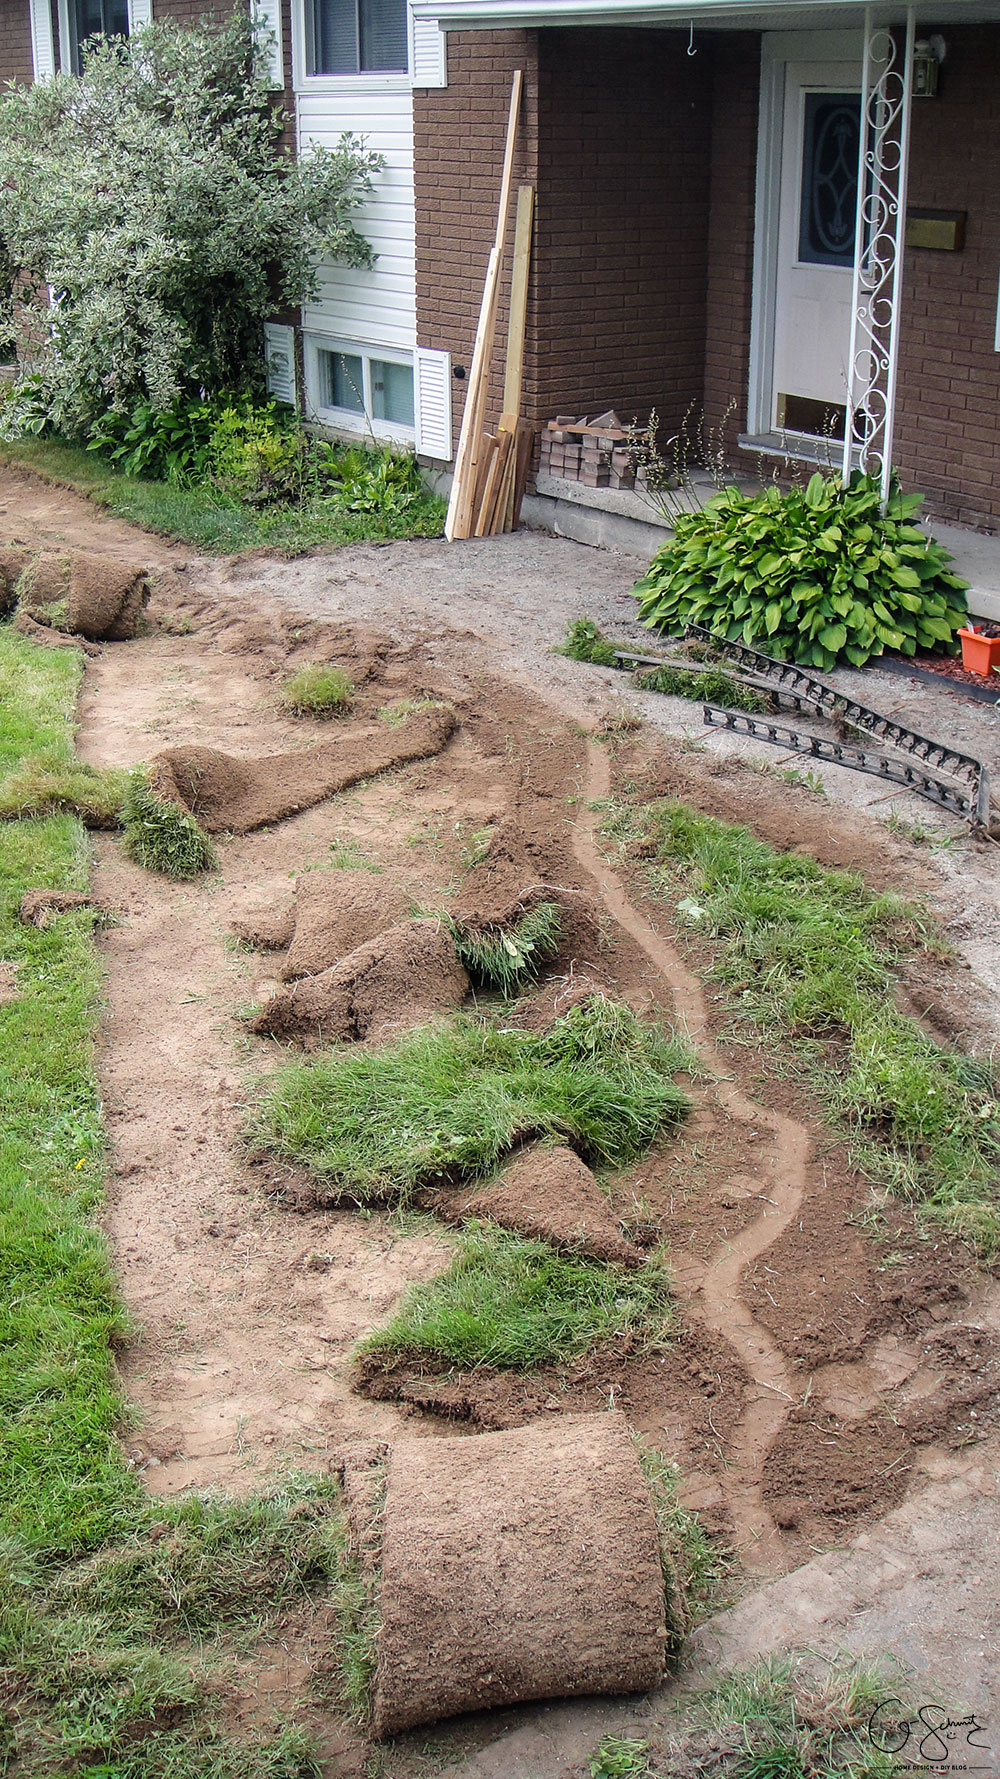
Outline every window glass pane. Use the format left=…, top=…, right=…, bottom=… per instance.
left=370, top=359, right=414, bottom=427
left=312, top=0, right=359, bottom=74
left=107, top=0, right=130, bottom=34
left=72, top=0, right=130, bottom=70
left=798, top=92, right=860, bottom=267
left=321, top=349, right=365, bottom=413
left=360, top=0, right=407, bottom=72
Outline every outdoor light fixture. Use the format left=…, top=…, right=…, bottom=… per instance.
left=912, top=34, right=946, bottom=96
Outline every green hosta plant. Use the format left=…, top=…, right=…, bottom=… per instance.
left=634, top=472, right=969, bottom=672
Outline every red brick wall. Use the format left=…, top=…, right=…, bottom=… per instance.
left=413, top=30, right=540, bottom=438
left=0, top=6, right=33, bottom=85
left=703, top=34, right=760, bottom=457
left=530, top=29, right=713, bottom=436
left=894, top=26, right=1000, bottom=526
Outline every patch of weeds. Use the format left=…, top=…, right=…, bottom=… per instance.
left=635, top=1440, right=733, bottom=1631
left=0, top=753, right=131, bottom=826
left=883, top=810, right=953, bottom=849
left=606, top=795, right=1000, bottom=1254
left=598, top=709, right=643, bottom=744
left=557, top=617, right=620, bottom=667
left=446, top=900, right=563, bottom=993
left=120, top=773, right=217, bottom=879
left=780, top=767, right=826, bottom=797
left=633, top=664, right=769, bottom=713
left=281, top=663, right=354, bottom=719
left=254, top=996, right=694, bottom=1205
left=590, top=1737, right=653, bottom=1777
left=378, top=696, right=441, bottom=728
left=358, top=1221, right=675, bottom=1372
left=328, top=834, right=382, bottom=873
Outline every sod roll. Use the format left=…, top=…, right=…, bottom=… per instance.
left=339, top=1410, right=672, bottom=1737
left=15, top=549, right=149, bottom=640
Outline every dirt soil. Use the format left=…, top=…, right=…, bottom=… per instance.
left=4, top=463, right=1000, bottom=1775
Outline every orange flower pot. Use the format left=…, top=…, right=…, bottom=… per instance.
left=957, top=628, right=1000, bottom=676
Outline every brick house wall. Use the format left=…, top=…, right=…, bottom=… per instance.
left=0, top=6, right=35, bottom=84
left=413, top=29, right=541, bottom=437
left=894, top=25, right=1000, bottom=527
left=703, top=33, right=760, bottom=460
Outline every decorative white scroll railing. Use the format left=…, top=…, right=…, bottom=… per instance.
left=842, top=5, right=916, bottom=504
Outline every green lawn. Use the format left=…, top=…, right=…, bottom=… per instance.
left=0, top=624, right=343, bottom=1776
left=0, top=438, right=445, bottom=554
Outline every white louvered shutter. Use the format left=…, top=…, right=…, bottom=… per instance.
left=409, top=11, right=446, bottom=87
left=127, top=0, right=153, bottom=28
left=253, top=0, right=284, bottom=87
left=264, top=324, right=297, bottom=406
left=29, top=0, right=56, bottom=79
left=414, top=348, right=452, bottom=461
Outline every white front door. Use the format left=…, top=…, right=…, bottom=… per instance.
left=771, top=60, right=861, bottom=441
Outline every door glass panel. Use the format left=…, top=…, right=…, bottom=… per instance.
left=798, top=91, right=860, bottom=267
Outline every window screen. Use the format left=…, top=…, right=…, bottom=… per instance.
left=310, top=0, right=407, bottom=74
left=371, top=359, right=414, bottom=427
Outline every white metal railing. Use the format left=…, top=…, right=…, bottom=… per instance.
left=843, top=4, right=916, bottom=502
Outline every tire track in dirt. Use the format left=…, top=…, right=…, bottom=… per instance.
left=572, top=742, right=812, bottom=1571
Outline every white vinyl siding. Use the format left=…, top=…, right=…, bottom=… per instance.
left=297, top=83, right=416, bottom=355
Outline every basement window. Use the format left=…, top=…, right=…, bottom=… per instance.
left=307, top=0, right=408, bottom=75
left=310, top=340, right=415, bottom=437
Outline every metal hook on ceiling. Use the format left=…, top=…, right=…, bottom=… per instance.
left=687, top=20, right=697, bottom=54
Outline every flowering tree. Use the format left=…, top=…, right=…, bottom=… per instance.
left=0, top=13, right=383, bottom=436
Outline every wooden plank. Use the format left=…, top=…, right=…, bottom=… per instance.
left=492, top=414, right=519, bottom=533
left=474, top=431, right=512, bottom=536
left=502, top=184, right=534, bottom=418
left=511, top=419, right=535, bottom=528
left=471, top=433, right=499, bottom=530
left=445, top=71, right=523, bottom=541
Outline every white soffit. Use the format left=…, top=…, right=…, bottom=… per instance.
left=413, top=0, right=1000, bottom=29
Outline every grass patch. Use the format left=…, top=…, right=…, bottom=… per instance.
left=0, top=753, right=131, bottom=826
left=253, top=996, right=694, bottom=1206
left=607, top=796, right=1000, bottom=1253
left=327, top=833, right=382, bottom=873
left=633, top=664, right=769, bottom=713
left=377, top=696, right=442, bottom=728
left=0, top=624, right=345, bottom=1773
left=120, top=775, right=217, bottom=879
left=446, top=900, right=563, bottom=993
left=635, top=1439, right=733, bottom=1631
left=557, top=617, right=620, bottom=667
left=589, top=1654, right=908, bottom=1777
left=358, top=1221, right=675, bottom=1372
left=280, top=663, right=354, bottom=719
left=0, top=437, right=445, bottom=555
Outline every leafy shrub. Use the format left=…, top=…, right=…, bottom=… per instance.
left=0, top=14, right=383, bottom=437
left=281, top=663, right=354, bottom=718
left=86, top=394, right=219, bottom=483
left=634, top=472, right=969, bottom=672
left=207, top=400, right=307, bottom=505
left=121, top=775, right=216, bottom=879
left=318, top=442, right=430, bottom=517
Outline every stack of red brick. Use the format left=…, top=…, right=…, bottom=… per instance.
left=538, top=411, right=638, bottom=490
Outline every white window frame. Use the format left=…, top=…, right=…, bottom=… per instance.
left=304, top=333, right=416, bottom=444
left=57, top=0, right=140, bottom=74
left=292, top=0, right=411, bottom=92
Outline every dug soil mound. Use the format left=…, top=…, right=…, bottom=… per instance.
left=0, top=544, right=31, bottom=614
left=337, top=1410, right=671, bottom=1738
left=250, top=919, right=469, bottom=1046
left=149, top=706, right=456, bottom=834
left=19, top=888, right=93, bottom=928
left=433, top=1142, right=645, bottom=1267
left=16, top=548, right=149, bottom=641
left=283, top=873, right=412, bottom=981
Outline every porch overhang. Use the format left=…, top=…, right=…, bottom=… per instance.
left=412, top=0, right=1000, bottom=29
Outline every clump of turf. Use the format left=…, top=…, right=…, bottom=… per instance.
left=633, top=664, right=769, bottom=713
left=609, top=795, right=1000, bottom=1254
left=0, top=753, right=131, bottom=826
left=447, top=900, right=562, bottom=993
left=357, top=1220, right=675, bottom=1372
left=557, top=618, right=620, bottom=667
left=254, top=996, right=694, bottom=1206
left=281, top=663, right=354, bottom=718
left=121, top=773, right=216, bottom=879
